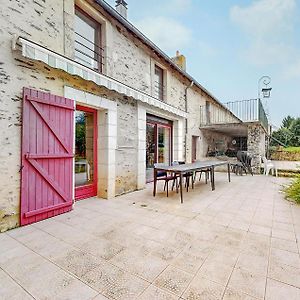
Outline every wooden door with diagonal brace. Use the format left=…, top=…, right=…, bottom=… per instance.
left=20, top=88, right=74, bottom=225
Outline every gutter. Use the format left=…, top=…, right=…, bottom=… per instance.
left=93, top=0, right=237, bottom=118
left=184, top=81, right=194, bottom=161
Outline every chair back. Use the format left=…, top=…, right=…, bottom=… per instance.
left=237, top=151, right=253, bottom=175
left=154, top=163, right=168, bottom=168
left=154, top=163, right=168, bottom=178
left=237, top=151, right=243, bottom=162
left=262, top=156, right=268, bottom=168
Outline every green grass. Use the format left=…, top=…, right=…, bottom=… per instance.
left=284, top=147, right=300, bottom=153
left=285, top=175, right=300, bottom=204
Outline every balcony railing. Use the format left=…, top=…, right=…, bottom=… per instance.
left=74, top=32, right=104, bottom=72
left=153, top=81, right=165, bottom=101
left=200, top=98, right=268, bottom=130
left=200, top=104, right=240, bottom=126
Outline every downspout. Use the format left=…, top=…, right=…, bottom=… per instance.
left=184, top=81, right=194, bottom=161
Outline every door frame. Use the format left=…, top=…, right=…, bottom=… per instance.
left=146, top=117, right=173, bottom=182
left=75, top=105, right=98, bottom=200
left=192, top=135, right=199, bottom=162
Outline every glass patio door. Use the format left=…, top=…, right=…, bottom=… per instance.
left=75, top=105, right=97, bottom=200
left=146, top=115, right=172, bottom=182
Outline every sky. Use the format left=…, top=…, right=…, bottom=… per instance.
left=107, top=0, right=300, bottom=127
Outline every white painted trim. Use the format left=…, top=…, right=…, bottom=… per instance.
left=64, top=86, right=117, bottom=199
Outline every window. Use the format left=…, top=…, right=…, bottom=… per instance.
left=154, top=65, right=164, bottom=100
left=75, top=8, right=103, bottom=72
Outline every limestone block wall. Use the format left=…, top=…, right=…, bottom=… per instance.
left=107, top=27, right=152, bottom=95
left=0, top=0, right=138, bottom=231
left=115, top=97, right=138, bottom=195
left=202, top=131, right=234, bottom=157
left=247, top=123, right=266, bottom=173
left=0, top=0, right=74, bottom=232
left=185, top=88, right=205, bottom=162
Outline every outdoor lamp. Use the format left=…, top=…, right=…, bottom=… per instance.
left=261, top=87, right=272, bottom=98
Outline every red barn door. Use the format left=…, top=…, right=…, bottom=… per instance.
left=20, top=88, right=75, bottom=225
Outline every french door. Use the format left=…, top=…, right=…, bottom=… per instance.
left=146, top=115, right=172, bottom=182
left=75, top=105, right=97, bottom=200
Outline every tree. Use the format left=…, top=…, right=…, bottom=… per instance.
left=282, top=115, right=295, bottom=129
left=271, top=116, right=300, bottom=147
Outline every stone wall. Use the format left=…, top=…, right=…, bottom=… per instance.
left=247, top=123, right=266, bottom=173
left=0, top=0, right=73, bottom=232
left=202, top=131, right=234, bottom=157
left=0, top=0, right=136, bottom=231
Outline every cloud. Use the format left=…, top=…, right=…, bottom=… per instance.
left=167, top=0, right=192, bottom=13
left=135, top=16, right=192, bottom=53
left=230, top=0, right=296, bottom=39
left=230, top=0, right=300, bottom=75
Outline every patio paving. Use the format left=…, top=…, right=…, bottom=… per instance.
left=1, top=173, right=300, bottom=299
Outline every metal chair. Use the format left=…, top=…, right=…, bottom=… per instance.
left=172, top=161, right=195, bottom=192
left=231, top=151, right=252, bottom=175
left=154, top=163, right=178, bottom=197
left=193, top=164, right=211, bottom=185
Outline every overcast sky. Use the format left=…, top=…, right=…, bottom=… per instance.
left=107, top=0, right=300, bottom=127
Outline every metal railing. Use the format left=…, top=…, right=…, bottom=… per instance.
left=74, top=32, right=104, bottom=72
left=200, top=98, right=268, bottom=130
left=200, top=104, right=239, bottom=125
left=225, top=99, right=258, bottom=123
left=153, top=81, right=165, bottom=101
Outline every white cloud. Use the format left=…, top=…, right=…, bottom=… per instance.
left=230, top=0, right=296, bottom=39
left=167, top=0, right=192, bottom=13
left=135, top=16, right=192, bottom=53
left=230, top=0, right=300, bottom=76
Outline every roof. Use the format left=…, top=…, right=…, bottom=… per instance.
left=94, top=0, right=235, bottom=114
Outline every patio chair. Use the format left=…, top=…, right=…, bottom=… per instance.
left=172, top=161, right=194, bottom=192
left=193, top=164, right=211, bottom=185
left=262, top=156, right=278, bottom=177
left=154, top=163, right=178, bottom=197
left=240, top=151, right=254, bottom=176
left=231, top=151, right=253, bottom=176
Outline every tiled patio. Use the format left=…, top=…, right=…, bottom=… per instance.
left=1, top=173, right=300, bottom=300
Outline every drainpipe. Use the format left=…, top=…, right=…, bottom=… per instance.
left=184, top=81, right=194, bottom=161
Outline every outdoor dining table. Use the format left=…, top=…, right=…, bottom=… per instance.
left=153, top=160, right=231, bottom=203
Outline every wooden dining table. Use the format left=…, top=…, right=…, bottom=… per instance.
left=153, top=160, right=231, bottom=203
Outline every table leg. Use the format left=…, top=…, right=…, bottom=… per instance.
left=211, top=166, right=215, bottom=191
left=192, top=172, right=194, bottom=189
left=179, top=173, right=183, bottom=204
left=153, top=168, right=157, bottom=197
left=227, top=163, right=231, bottom=182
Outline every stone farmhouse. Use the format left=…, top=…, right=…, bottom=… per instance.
left=0, top=0, right=268, bottom=231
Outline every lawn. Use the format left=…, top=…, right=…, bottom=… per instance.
left=284, top=146, right=300, bottom=153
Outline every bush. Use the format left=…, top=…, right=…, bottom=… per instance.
left=285, top=175, right=300, bottom=204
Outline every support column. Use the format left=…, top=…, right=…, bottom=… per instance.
left=247, top=123, right=266, bottom=174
